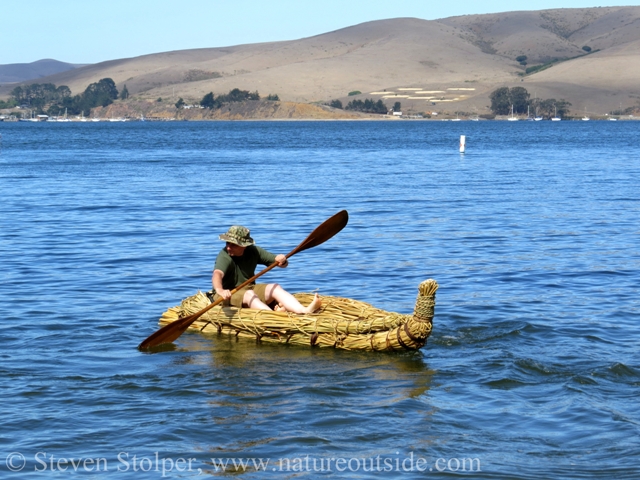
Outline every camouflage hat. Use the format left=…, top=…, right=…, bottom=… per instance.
left=219, top=225, right=254, bottom=247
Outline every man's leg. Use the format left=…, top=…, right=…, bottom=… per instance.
left=242, top=289, right=271, bottom=310
left=264, top=284, right=321, bottom=314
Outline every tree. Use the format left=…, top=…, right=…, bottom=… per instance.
left=393, top=102, right=401, bottom=112
left=489, top=86, right=530, bottom=114
left=345, top=98, right=387, bottom=114
left=85, top=78, right=118, bottom=104
left=510, top=87, right=530, bottom=113
left=200, top=92, right=216, bottom=109
left=120, top=85, right=129, bottom=100
left=489, top=87, right=511, bottom=115
left=10, top=86, right=24, bottom=104
left=516, top=55, right=527, bottom=65
left=582, top=46, right=592, bottom=52
left=535, top=98, right=570, bottom=118
left=10, top=82, right=73, bottom=113
left=76, top=78, right=119, bottom=113
left=0, top=98, right=17, bottom=109
left=175, top=97, right=185, bottom=109
left=538, top=98, right=557, bottom=118
left=329, top=99, right=343, bottom=109
left=56, top=85, right=71, bottom=99
left=555, top=99, right=572, bottom=117
left=64, top=77, right=119, bottom=115
left=266, top=94, right=279, bottom=101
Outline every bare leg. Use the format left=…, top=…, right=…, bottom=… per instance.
left=265, top=284, right=322, bottom=314
left=242, top=290, right=271, bottom=310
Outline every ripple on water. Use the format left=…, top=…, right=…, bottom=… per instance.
left=1, top=122, right=639, bottom=479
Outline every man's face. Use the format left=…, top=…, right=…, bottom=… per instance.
left=225, top=242, right=246, bottom=257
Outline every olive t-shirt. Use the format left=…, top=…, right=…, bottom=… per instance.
left=214, top=246, right=277, bottom=290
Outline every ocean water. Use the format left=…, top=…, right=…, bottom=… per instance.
left=0, top=120, right=638, bottom=479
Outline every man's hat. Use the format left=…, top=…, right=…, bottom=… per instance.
left=219, top=225, right=254, bottom=247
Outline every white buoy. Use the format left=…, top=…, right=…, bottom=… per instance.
left=459, top=135, right=466, bottom=154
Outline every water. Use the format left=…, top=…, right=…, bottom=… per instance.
left=1, top=120, right=638, bottom=478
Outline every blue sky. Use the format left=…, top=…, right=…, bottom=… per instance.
left=3, top=0, right=637, bottom=65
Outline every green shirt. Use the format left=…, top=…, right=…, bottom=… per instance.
left=214, top=245, right=277, bottom=290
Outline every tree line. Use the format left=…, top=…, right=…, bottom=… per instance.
left=198, top=88, right=262, bottom=109
left=490, top=87, right=571, bottom=118
left=329, top=98, right=389, bottom=114
left=9, top=78, right=120, bottom=116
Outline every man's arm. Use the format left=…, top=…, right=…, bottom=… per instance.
left=212, top=269, right=232, bottom=299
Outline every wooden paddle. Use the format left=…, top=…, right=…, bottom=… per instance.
left=138, top=210, right=349, bottom=350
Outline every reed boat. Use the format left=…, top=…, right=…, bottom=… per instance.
left=158, top=279, right=438, bottom=352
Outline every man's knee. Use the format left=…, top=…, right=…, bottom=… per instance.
left=243, top=290, right=259, bottom=306
left=265, top=283, right=281, bottom=301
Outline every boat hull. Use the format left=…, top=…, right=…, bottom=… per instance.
left=158, top=279, right=438, bottom=352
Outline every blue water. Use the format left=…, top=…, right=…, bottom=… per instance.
left=1, top=120, right=638, bottom=478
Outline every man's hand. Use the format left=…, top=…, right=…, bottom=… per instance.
left=216, top=289, right=232, bottom=300
left=275, top=254, right=288, bottom=267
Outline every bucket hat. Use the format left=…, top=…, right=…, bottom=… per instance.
left=219, top=225, right=254, bottom=247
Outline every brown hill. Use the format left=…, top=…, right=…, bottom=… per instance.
left=0, top=59, right=84, bottom=84
left=94, top=99, right=365, bottom=120
left=3, top=7, right=640, bottom=116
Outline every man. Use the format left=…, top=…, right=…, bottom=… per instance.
left=212, top=225, right=321, bottom=313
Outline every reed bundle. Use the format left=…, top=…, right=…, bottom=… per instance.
left=158, top=279, right=438, bottom=352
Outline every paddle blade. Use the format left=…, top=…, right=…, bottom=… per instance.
left=288, top=210, right=349, bottom=257
left=138, top=314, right=198, bottom=350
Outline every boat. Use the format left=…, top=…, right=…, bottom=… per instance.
left=533, top=106, right=543, bottom=121
left=19, top=110, right=39, bottom=122
left=508, top=105, right=518, bottom=121
left=551, top=105, right=561, bottom=121
left=526, top=106, right=534, bottom=121
left=157, top=279, right=438, bottom=352
left=582, top=107, right=590, bottom=121
left=57, top=108, right=71, bottom=122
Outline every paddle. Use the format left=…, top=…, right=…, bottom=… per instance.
left=138, top=210, right=349, bottom=350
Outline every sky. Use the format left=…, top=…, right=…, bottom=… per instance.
left=3, top=0, right=638, bottom=65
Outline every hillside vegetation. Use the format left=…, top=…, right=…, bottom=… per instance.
left=2, top=7, right=640, bottom=116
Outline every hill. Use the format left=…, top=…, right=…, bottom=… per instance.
left=2, top=7, right=640, bottom=116
left=0, top=59, right=85, bottom=84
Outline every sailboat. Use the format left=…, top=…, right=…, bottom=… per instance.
left=57, top=108, right=71, bottom=122
left=534, top=107, right=543, bottom=121
left=19, top=110, right=39, bottom=122
left=508, top=105, right=518, bottom=121
left=526, top=105, right=535, bottom=121
left=609, top=103, right=621, bottom=121
left=581, top=107, right=590, bottom=121
left=551, top=105, right=561, bottom=121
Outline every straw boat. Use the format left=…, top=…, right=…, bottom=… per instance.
left=158, top=279, right=438, bottom=352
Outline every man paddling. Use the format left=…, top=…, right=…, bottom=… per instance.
left=212, top=225, right=321, bottom=313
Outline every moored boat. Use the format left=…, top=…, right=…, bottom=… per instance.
left=158, top=279, right=438, bottom=352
